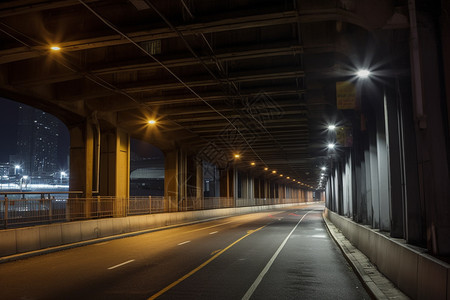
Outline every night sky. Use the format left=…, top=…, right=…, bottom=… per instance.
left=0, top=97, right=70, bottom=169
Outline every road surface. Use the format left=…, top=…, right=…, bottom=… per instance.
left=0, top=204, right=369, bottom=299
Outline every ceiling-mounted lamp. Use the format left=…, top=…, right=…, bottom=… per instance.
left=356, top=69, right=371, bottom=78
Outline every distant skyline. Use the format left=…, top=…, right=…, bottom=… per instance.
left=0, top=97, right=70, bottom=170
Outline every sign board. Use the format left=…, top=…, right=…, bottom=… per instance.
left=336, top=81, right=357, bottom=110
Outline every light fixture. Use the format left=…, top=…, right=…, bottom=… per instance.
left=234, top=154, right=240, bottom=159
left=148, top=120, right=156, bottom=124
left=251, top=162, right=255, bottom=166
left=327, top=124, right=336, bottom=130
left=356, top=69, right=371, bottom=78
left=272, top=170, right=276, bottom=174
left=286, top=176, right=290, bottom=179
left=321, top=166, right=326, bottom=171
left=279, top=174, right=283, bottom=177
left=50, top=46, right=61, bottom=51
left=264, top=167, right=268, bottom=171
left=327, top=143, right=335, bottom=149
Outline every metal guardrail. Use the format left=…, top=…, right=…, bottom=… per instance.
left=0, top=192, right=313, bottom=229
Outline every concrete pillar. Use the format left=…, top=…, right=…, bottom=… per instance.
left=186, top=156, right=202, bottom=209
left=376, top=93, right=390, bottom=231
left=363, top=136, right=372, bottom=226
left=164, top=149, right=185, bottom=212
left=398, top=77, right=424, bottom=246
left=163, top=150, right=203, bottom=211
left=99, top=128, right=130, bottom=217
left=384, top=84, right=404, bottom=238
left=196, top=158, right=203, bottom=202
left=69, top=120, right=94, bottom=219
left=343, top=153, right=352, bottom=217
left=220, top=167, right=234, bottom=205
left=414, top=10, right=450, bottom=254
left=69, top=120, right=94, bottom=198
left=368, top=114, right=380, bottom=229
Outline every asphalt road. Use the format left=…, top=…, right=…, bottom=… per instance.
left=0, top=204, right=370, bottom=300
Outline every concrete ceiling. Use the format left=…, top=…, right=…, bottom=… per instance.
left=0, top=0, right=409, bottom=189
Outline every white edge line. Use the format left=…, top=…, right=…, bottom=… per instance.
left=178, top=241, right=191, bottom=246
left=241, top=210, right=313, bottom=300
left=209, top=231, right=218, bottom=235
left=108, top=259, right=135, bottom=270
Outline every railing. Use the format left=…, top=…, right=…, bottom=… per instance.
left=1, top=192, right=314, bottom=229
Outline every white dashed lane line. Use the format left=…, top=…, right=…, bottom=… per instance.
left=209, top=231, right=218, bottom=235
left=177, top=241, right=191, bottom=246
left=108, top=259, right=135, bottom=270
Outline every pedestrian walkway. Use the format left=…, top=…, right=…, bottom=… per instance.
left=323, top=214, right=409, bottom=299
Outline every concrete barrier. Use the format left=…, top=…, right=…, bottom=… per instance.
left=0, top=203, right=307, bottom=258
left=325, top=209, right=450, bottom=300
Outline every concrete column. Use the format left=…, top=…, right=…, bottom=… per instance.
left=69, top=120, right=94, bottom=219
left=363, top=136, right=372, bottom=226
left=384, top=84, right=404, bottom=238
left=99, top=128, right=130, bottom=217
left=220, top=167, right=234, bottom=205
left=186, top=156, right=202, bottom=209
left=343, top=153, right=352, bottom=217
left=351, top=127, right=364, bottom=223
left=69, top=120, right=94, bottom=198
left=196, top=158, right=203, bottom=202
left=337, top=159, right=344, bottom=215
left=398, top=76, right=424, bottom=246
left=164, top=149, right=184, bottom=212
left=368, top=115, right=380, bottom=229
left=414, top=11, right=450, bottom=254
left=376, top=93, right=390, bottom=231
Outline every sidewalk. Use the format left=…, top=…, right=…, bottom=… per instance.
left=323, top=214, right=410, bottom=300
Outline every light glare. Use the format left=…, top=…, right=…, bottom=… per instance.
left=357, top=69, right=371, bottom=78
left=50, top=46, right=61, bottom=51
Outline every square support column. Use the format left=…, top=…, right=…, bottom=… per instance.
left=99, top=128, right=130, bottom=217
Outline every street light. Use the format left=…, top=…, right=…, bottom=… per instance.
left=14, top=165, right=21, bottom=175
left=356, top=69, right=371, bottom=78
left=60, top=171, right=66, bottom=184
left=327, top=143, right=336, bottom=149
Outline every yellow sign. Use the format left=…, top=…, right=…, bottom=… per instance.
left=336, top=81, right=357, bottom=109
left=336, top=126, right=353, bottom=147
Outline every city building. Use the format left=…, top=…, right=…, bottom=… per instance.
left=15, top=105, right=61, bottom=176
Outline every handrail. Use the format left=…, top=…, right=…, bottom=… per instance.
left=1, top=191, right=83, bottom=195
left=1, top=195, right=316, bottom=229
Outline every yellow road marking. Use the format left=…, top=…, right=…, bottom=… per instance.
left=184, top=221, right=234, bottom=233
left=210, top=249, right=221, bottom=255
left=148, top=225, right=266, bottom=300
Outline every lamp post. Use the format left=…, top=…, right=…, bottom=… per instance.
left=60, top=171, right=66, bottom=184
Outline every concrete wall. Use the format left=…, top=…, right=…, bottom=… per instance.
left=325, top=209, right=450, bottom=300
left=0, top=203, right=306, bottom=258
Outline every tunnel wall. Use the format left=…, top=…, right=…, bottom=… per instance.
left=325, top=209, right=450, bottom=300
left=0, top=202, right=312, bottom=259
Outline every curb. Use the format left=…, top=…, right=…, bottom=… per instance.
left=322, top=213, right=409, bottom=300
